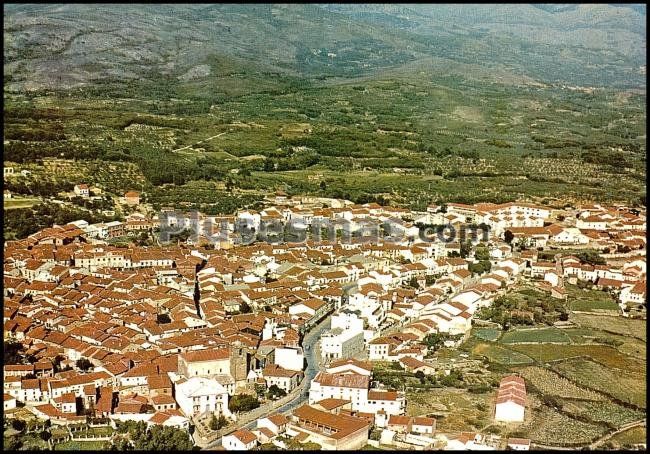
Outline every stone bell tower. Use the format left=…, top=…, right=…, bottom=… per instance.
left=229, top=340, right=250, bottom=390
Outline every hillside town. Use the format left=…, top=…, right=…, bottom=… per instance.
left=3, top=193, right=646, bottom=450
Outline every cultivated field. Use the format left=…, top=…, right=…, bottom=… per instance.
left=471, top=342, right=534, bottom=365
left=508, top=343, right=644, bottom=370
left=607, top=426, right=647, bottom=448
left=561, top=400, right=645, bottom=427
left=500, top=327, right=571, bottom=344
left=472, top=327, right=501, bottom=342
left=519, top=405, right=607, bottom=446
left=571, top=313, right=647, bottom=341
left=552, top=358, right=646, bottom=408
left=3, top=197, right=40, bottom=209
left=565, top=285, right=620, bottom=312
left=518, top=366, right=605, bottom=401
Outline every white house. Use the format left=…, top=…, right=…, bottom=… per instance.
left=274, top=347, right=304, bottom=372
left=174, top=376, right=231, bottom=419
left=494, top=376, right=526, bottom=423
left=320, top=328, right=365, bottom=361
left=4, top=393, right=17, bottom=411
left=309, top=372, right=369, bottom=410
left=74, top=184, right=90, bottom=198
left=262, top=365, right=301, bottom=393
left=257, top=413, right=289, bottom=436
left=548, top=226, right=589, bottom=245
left=325, top=358, right=373, bottom=376
left=507, top=438, right=531, bottom=451
left=222, top=429, right=258, bottom=451
left=444, top=432, right=495, bottom=450
left=360, top=389, right=406, bottom=416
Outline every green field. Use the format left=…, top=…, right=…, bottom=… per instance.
left=518, top=405, right=607, bottom=446
left=466, top=302, right=647, bottom=449
left=4, top=57, right=647, bottom=214
left=471, top=342, right=534, bottom=365
left=472, top=327, right=501, bottom=342
left=562, top=400, right=645, bottom=427
left=566, top=284, right=620, bottom=312
left=607, top=426, right=647, bottom=448
left=553, top=358, right=646, bottom=409
left=54, top=440, right=111, bottom=450
left=508, top=343, right=644, bottom=371
left=571, top=314, right=647, bottom=341
left=3, top=197, right=40, bottom=209
left=519, top=366, right=605, bottom=401
left=500, top=327, right=571, bottom=344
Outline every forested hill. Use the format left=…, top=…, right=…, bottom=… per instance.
left=4, top=3, right=646, bottom=93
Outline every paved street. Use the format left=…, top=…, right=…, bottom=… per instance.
left=200, top=314, right=331, bottom=449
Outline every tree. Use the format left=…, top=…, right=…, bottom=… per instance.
left=11, top=419, right=26, bottom=432
left=254, top=383, right=266, bottom=397
left=209, top=414, right=228, bottom=431
left=76, top=358, right=93, bottom=371
left=424, top=333, right=446, bottom=352
left=53, top=354, right=66, bottom=373
left=267, top=384, right=287, bottom=400
left=156, top=313, right=171, bottom=324
left=576, top=250, right=606, bottom=266
left=228, top=394, right=260, bottom=413
left=407, top=276, right=419, bottom=289
left=469, top=260, right=491, bottom=275
left=4, top=340, right=25, bottom=364
left=112, top=436, right=133, bottom=451
left=504, top=230, right=514, bottom=244
left=132, top=425, right=193, bottom=450
left=414, top=370, right=426, bottom=384
left=239, top=301, right=252, bottom=314
left=474, top=245, right=490, bottom=261
left=460, top=240, right=472, bottom=258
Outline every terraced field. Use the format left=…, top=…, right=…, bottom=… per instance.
left=571, top=313, right=647, bottom=341
left=471, top=342, right=534, bottom=365
left=518, top=366, right=605, bottom=401
left=472, top=327, right=501, bottom=342
left=565, top=285, right=620, bottom=312
left=607, top=426, right=647, bottom=448
left=508, top=343, right=644, bottom=371
left=553, top=358, right=646, bottom=408
left=520, top=405, right=607, bottom=446
left=500, top=327, right=571, bottom=344
left=54, top=440, right=111, bottom=450
left=561, top=400, right=645, bottom=427
left=466, top=314, right=647, bottom=449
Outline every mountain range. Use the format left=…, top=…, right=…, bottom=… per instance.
left=4, top=3, right=646, bottom=93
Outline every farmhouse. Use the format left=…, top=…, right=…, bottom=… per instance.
left=73, top=184, right=90, bottom=198
left=494, top=375, right=526, bottom=423
left=124, top=191, right=141, bottom=206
